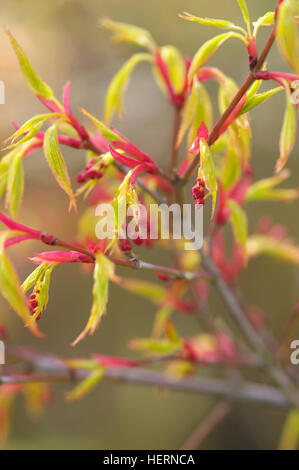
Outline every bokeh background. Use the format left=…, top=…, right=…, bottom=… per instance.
left=0, top=0, right=298, bottom=449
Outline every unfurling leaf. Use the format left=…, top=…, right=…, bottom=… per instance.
left=179, top=12, right=245, bottom=32
left=104, top=53, right=152, bottom=124
left=80, top=108, right=123, bottom=141
left=246, top=235, right=299, bottom=265
left=43, top=125, right=76, bottom=210
left=276, top=86, right=297, bottom=173
left=100, top=18, right=157, bottom=51
left=240, top=87, right=283, bottom=115
left=237, top=0, right=251, bottom=35
left=176, top=78, right=212, bottom=148
left=278, top=410, right=299, bottom=450
left=245, top=170, right=299, bottom=202
left=153, top=45, right=186, bottom=95
left=228, top=200, right=248, bottom=248
left=119, top=278, right=167, bottom=304
left=5, top=151, right=24, bottom=219
left=72, top=253, right=115, bottom=346
left=5, top=113, right=63, bottom=146
left=199, top=139, right=217, bottom=216
left=22, top=263, right=48, bottom=293
left=188, top=33, right=244, bottom=84
left=253, top=12, right=275, bottom=37
left=0, top=234, right=43, bottom=337
left=277, top=0, right=299, bottom=73
left=5, top=29, right=56, bottom=100
left=66, top=368, right=104, bottom=401
left=27, top=262, right=57, bottom=322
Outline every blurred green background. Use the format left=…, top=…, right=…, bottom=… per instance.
left=0, top=0, right=298, bottom=449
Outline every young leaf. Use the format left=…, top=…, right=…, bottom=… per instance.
left=237, top=0, right=251, bottom=35
left=104, top=53, right=152, bottom=124
left=153, top=45, right=186, bottom=95
left=188, top=33, right=244, bottom=84
left=228, top=200, right=248, bottom=247
left=72, top=253, right=115, bottom=346
left=246, top=235, right=299, bottom=265
left=30, top=263, right=56, bottom=321
left=199, top=139, right=218, bottom=216
left=5, top=151, right=24, bottom=219
left=80, top=108, right=123, bottom=141
left=22, top=263, right=48, bottom=293
left=129, top=338, right=181, bottom=355
left=0, top=234, right=43, bottom=337
left=119, top=278, right=167, bottom=304
left=277, top=0, right=299, bottom=73
left=221, top=147, right=241, bottom=189
left=240, top=87, right=283, bottom=115
left=176, top=78, right=212, bottom=148
left=253, top=12, right=275, bottom=37
left=278, top=410, right=299, bottom=450
left=66, top=368, right=104, bottom=401
left=245, top=170, right=299, bottom=202
left=5, top=29, right=56, bottom=99
left=100, top=18, right=157, bottom=51
left=43, top=125, right=76, bottom=210
left=6, top=113, right=63, bottom=146
left=179, top=12, right=246, bottom=32
left=276, top=86, right=297, bottom=173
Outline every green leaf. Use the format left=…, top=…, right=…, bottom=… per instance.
left=176, top=78, right=212, bottom=148
left=180, top=12, right=246, bottom=33
left=66, top=368, right=104, bottom=401
left=104, top=53, right=152, bottom=124
left=253, top=12, right=275, bottom=37
left=30, top=263, right=56, bottom=322
left=5, top=29, right=56, bottom=99
left=276, top=86, right=297, bottom=173
left=246, top=235, right=299, bottom=265
left=237, top=0, right=251, bottom=35
left=240, top=87, right=283, bottom=115
left=80, top=108, right=123, bottom=141
left=5, top=113, right=63, bottom=146
left=72, top=253, right=115, bottom=346
left=199, top=139, right=218, bottom=217
left=245, top=170, right=299, bottom=202
left=277, top=0, right=299, bottom=73
left=43, top=125, right=76, bottom=210
left=228, top=200, right=248, bottom=247
left=5, top=151, right=24, bottom=219
left=100, top=18, right=157, bottom=51
left=221, top=147, right=241, bottom=189
left=153, top=45, right=186, bottom=95
left=22, top=263, right=48, bottom=293
left=278, top=410, right=299, bottom=450
left=0, top=234, right=43, bottom=338
left=120, top=278, right=167, bottom=304
left=129, top=338, right=181, bottom=355
left=0, top=151, right=17, bottom=200
left=188, top=33, right=244, bottom=84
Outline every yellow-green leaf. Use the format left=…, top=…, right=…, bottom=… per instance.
left=278, top=410, right=299, bottom=450
left=66, top=368, right=104, bottom=401
left=72, top=253, right=115, bottom=346
left=180, top=11, right=246, bottom=33
left=129, top=338, right=181, bottom=355
left=245, top=170, right=299, bottom=202
left=228, top=200, right=248, bottom=247
left=221, top=147, right=241, bottom=189
left=253, top=11, right=275, bottom=37
left=240, top=87, right=283, bottom=115
left=0, top=234, right=43, bottom=338
left=199, top=139, right=218, bottom=217
left=119, top=278, right=167, bottom=304
left=153, top=45, right=186, bottom=95
left=276, top=86, right=297, bottom=173
left=246, top=235, right=299, bottom=265
left=237, top=0, right=251, bottom=35
left=43, top=125, right=76, bottom=210
left=100, top=18, right=157, bottom=51
left=104, top=53, right=152, bottom=124
left=5, top=151, right=24, bottom=219
left=5, top=113, right=63, bottom=146
left=188, top=33, right=244, bottom=84
left=80, top=108, right=123, bottom=141
left=277, top=0, right=299, bottom=73
left=5, top=29, right=56, bottom=99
